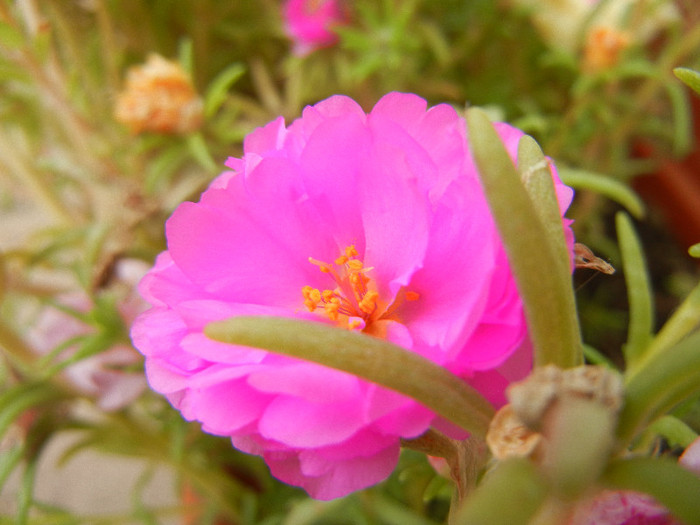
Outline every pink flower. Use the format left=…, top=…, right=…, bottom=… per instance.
left=28, top=260, right=150, bottom=411
left=131, top=92, right=574, bottom=499
left=283, top=0, right=346, bottom=56
left=570, top=437, right=700, bottom=524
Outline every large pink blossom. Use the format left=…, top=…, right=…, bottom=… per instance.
left=131, top=92, right=574, bottom=499
left=282, top=0, right=346, bottom=56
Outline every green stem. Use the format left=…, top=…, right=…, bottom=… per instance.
left=206, top=316, right=494, bottom=437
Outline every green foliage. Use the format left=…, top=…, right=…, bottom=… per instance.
left=1, top=0, right=700, bottom=523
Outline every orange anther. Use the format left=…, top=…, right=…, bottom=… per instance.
left=335, top=255, right=349, bottom=265
left=347, top=260, right=363, bottom=271
left=345, top=245, right=358, bottom=257
left=359, top=290, right=379, bottom=314
left=405, top=291, right=420, bottom=301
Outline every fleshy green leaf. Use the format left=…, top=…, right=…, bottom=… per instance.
left=466, top=108, right=582, bottom=368
left=602, top=457, right=700, bottom=525
left=674, top=67, right=700, bottom=96
left=0, top=440, right=24, bottom=490
left=642, top=280, right=700, bottom=365
left=205, top=316, right=494, bottom=437
left=616, top=212, right=654, bottom=368
left=204, top=63, right=246, bottom=118
left=558, top=167, right=645, bottom=219
left=616, top=330, right=700, bottom=448
left=186, top=132, right=218, bottom=172
left=0, top=383, right=65, bottom=441
left=518, top=135, right=571, bottom=274
left=648, top=415, right=698, bottom=449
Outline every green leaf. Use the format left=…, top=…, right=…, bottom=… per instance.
left=205, top=316, right=494, bottom=437
left=518, top=135, right=571, bottom=275
left=466, top=108, right=582, bottom=368
left=0, top=22, right=25, bottom=50
left=17, top=456, right=38, bottom=525
left=453, top=458, right=548, bottom=525
left=674, top=67, right=700, bottom=96
left=648, top=415, right=698, bottom=449
left=0, top=383, right=65, bottom=441
left=177, top=38, right=195, bottom=76
left=0, top=440, right=24, bottom=490
left=642, top=280, right=700, bottom=365
left=204, top=63, right=246, bottom=118
left=558, top=167, right=645, bottom=219
left=616, top=330, right=700, bottom=448
left=186, top=132, right=218, bottom=173
left=602, top=457, right=700, bottom=525
left=616, top=212, right=654, bottom=368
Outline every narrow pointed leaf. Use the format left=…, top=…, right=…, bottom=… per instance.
left=617, top=330, right=700, bottom=448
left=616, top=212, right=654, bottom=368
left=674, top=67, right=700, bottom=96
left=206, top=316, right=494, bottom=437
left=466, top=108, right=581, bottom=368
left=558, top=167, right=645, bottom=219
left=643, top=279, right=700, bottom=363
left=518, top=135, right=572, bottom=276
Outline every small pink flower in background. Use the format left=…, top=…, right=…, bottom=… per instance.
left=28, top=260, right=150, bottom=411
left=283, top=0, right=346, bottom=56
left=570, top=437, right=700, bottom=524
left=131, top=92, right=574, bottom=499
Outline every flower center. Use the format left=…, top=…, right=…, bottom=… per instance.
left=301, top=245, right=419, bottom=332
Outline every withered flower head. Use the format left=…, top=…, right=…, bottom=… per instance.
left=114, top=54, right=203, bottom=134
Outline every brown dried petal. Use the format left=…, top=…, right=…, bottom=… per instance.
left=486, top=404, right=543, bottom=460
left=507, top=365, right=624, bottom=431
left=114, top=54, right=203, bottom=134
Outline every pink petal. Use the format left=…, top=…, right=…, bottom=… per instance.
left=182, top=378, right=270, bottom=435
left=247, top=362, right=360, bottom=403
left=259, top=395, right=366, bottom=447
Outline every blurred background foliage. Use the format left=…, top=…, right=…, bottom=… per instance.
left=0, top=0, right=699, bottom=523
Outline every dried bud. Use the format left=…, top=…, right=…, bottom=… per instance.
left=486, top=404, right=544, bottom=461
left=507, top=365, right=624, bottom=431
left=583, top=26, right=630, bottom=72
left=114, top=54, right=203, bottom=134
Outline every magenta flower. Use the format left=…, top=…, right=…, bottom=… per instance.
left=283, top=0, right=346, bottom=56
left=569, top=438, right=700, bottom=524
left=131, top=92, right=574, bottom=499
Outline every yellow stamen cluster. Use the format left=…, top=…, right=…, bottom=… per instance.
left=302, top=245, right=379, bottom=324
left=302, top=245, right=421, bottom=330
